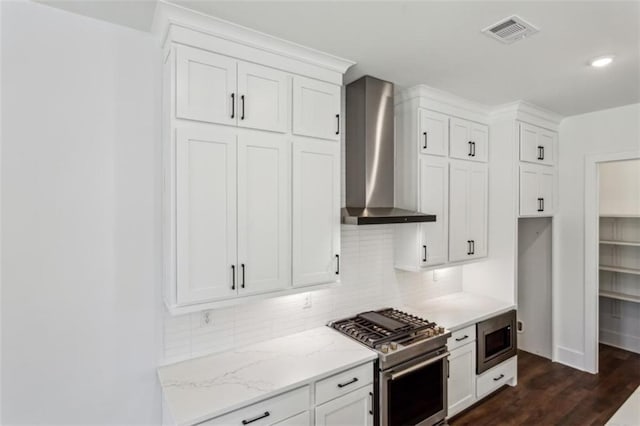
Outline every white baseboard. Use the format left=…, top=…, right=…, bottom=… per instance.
left=600, top=328, right=640, bottom=354
left=555, top=346, right=585, bottom=371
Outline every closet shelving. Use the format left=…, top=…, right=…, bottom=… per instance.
left=599, top=215, right=640, bottom=303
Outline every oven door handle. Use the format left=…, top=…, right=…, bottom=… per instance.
left=389, top=351, right=450, bottom=381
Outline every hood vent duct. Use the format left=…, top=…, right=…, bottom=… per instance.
left=342, top=76, right=436, bottom=225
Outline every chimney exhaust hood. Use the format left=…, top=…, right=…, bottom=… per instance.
left=342, top=76, right=436, bottom=225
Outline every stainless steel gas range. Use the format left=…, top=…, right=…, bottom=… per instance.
left=329, top=308, right=451, bottom=426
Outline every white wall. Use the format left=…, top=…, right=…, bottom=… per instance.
left=599, top=159, right=640, bottom=216
left=557, top=103, right=640, bottom=369
left=1, top=1, right=161, bottom=424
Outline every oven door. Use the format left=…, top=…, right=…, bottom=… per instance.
left=380, top=348, right=449, bottom=426
left=477, top=310, right=517, bottom=374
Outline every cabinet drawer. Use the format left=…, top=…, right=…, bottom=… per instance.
left=202, top=386, right=309, bottom=425
left=315, top=363, right=373, bottom=405
left=476, top=356, right=517, bottom=399
left=447, top=325, right=476, bottom=351
left=273, top=411, right=310, bottom=426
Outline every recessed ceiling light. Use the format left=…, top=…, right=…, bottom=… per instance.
left=590, top=56, right=614, bottom=68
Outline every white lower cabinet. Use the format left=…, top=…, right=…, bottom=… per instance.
left=315, top=386, right=374, bottom=426
left=447, top=325, right=477, bottom=418
left=447, top=343, right=476, bottom=417
left=476, top=356, right=517, bottom=400
left=202, top=386, right=310, bottom=425
left=273, top=411, right=311, bottom=426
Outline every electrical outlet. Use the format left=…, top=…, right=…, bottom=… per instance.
left=200, top=310, right=214, bottom=327
left=303, top=293, right=312, bottom=310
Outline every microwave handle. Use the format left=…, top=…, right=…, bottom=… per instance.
left=389, top=352, right=450, bottom=380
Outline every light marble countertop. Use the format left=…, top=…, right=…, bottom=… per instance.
left=403, top=292, right=516, bottom=331
left=158, top=326, right=377, bottom=426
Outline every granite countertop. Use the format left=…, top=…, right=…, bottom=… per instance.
left=158, top=326, right=377, bottom=426
left=404, top=292, right=516, bottom=331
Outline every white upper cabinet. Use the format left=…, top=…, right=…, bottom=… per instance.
left=419, top=156, right=449, bottom=266
left=176, top=127, right=237, bottom=305
left=520, top=163, right=555, bottom=217
left=237, top=62, right=289, bottom=133
left=292, top=139, right=341, bottom=287
left=519, top=122, right=557, bottom=166
left=237, top=132, right=291, bottom=296
left=419, top=109, right=449, bottom=156
left=450, top=117, right=488, bottom=162
left=176, top=45, right=237, bottom=126
left=176, top=45, right=289, bottom=133
left=449, top=160, right=488, bottom=262
left=293, top=76, right=341, bottom=141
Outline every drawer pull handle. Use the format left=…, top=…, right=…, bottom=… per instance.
left=337, top=377, right=358, bottom=388
left=369, top=392, right=374, bottom=415
left=455, top=335, right=469, bottom=342
left=241, top=411, right=270, bottom=425
left=493, top=373, right=505, bottom=381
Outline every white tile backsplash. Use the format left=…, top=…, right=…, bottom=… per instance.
left=161, top=225, right=462, bottom=364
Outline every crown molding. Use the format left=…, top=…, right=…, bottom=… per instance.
left=490, top=100, right=563, bottom=131
left=152, top=1, right=355, bottom=75
left=396, top=84, right=491, bottom=124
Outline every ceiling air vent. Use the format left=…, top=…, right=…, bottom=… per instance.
left=482, top=15, right=539, bottom=44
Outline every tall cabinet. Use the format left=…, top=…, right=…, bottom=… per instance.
left=157, top=5, right=352, bottom=314
left=394, top=86, right=490, bottom=271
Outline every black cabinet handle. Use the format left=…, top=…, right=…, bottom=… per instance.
left=455, top=335, right=469, bottom=342
left=336, top=114, right=340, bottom=135
left=422, top=245, right=427, bottom=262
left=240, top=95, right=245, bottom=120
left=541, top=198, right=545, bottom=212
left=471, top=240, right=475, bottom=255
left=537, top=145, right=544, bottom=160
left=241, top=264, right=246, bottom=288
left=468, top=141, right=473, bottom=156
left=423, top=132, right=428, bottom=149
left=467, top=240, right=472, bottom=255
left=369, top=392, right=374, bottom=415
left=230, top=93, right=235, bottom=119
left=447, top=360, right=450, bottom=378
left=231, top=265, right=236, bottom=290
left=335, top=254, right=340, bottom=275
left=242, top=411, right=270, bottom=425
left=537, top=198, right=544, bottom=212
left=472, top=141, right=476, bottom=157
left=493, top=374, right=505, bottom=382
left=337, top=377, right=358, bottom=388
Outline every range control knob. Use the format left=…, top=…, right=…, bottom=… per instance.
left=437, top=326, right=445, bottom=334
left=426, top=329, right=434, bottom=337
left=380, top=345, right=389, bottom=354
left=390, top=342, right=398, bottom=350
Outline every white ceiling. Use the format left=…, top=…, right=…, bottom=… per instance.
left=37, top=1, right=640, bottom=117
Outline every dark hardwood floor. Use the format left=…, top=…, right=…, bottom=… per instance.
left=450, top=345, right=640, bottom=426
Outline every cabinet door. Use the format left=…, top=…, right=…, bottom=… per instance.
left=538, top=167, right=555, bottom=215
left=519, top=164, right=556, bottom=217
left=237, top=62, right=289, bottom=133
left=292, top=139, right=340, bottom=286
left=447, top=343, right=477, bottom=418
left=419, top=109, right=449, bottom=156
left=450, top=118, right=488, bottom=162
left=315, top=386, right=374, bottom=426
left=176, top=45, right=237, bottom=126
left=176, top=127, right=237, bottom=305
left=293, top=76, right=341, bottom=141
left=467, top=163, right=488, bottom=258
left=419, top=156, right=449, bottom=266
left=519, top=164, right=540, bottom=216
left=519, top=123, right=557, bottom=166
left=449, top=160, right=470, bottom=262
left=237, top=132, right=291, bottom=296
left=274, top=411, right=311, bottom=426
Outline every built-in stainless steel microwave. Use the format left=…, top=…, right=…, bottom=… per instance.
left=476, top=310, right=517, bottom=374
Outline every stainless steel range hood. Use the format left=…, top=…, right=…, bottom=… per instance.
left=342, top=76, right=436, bottom=225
